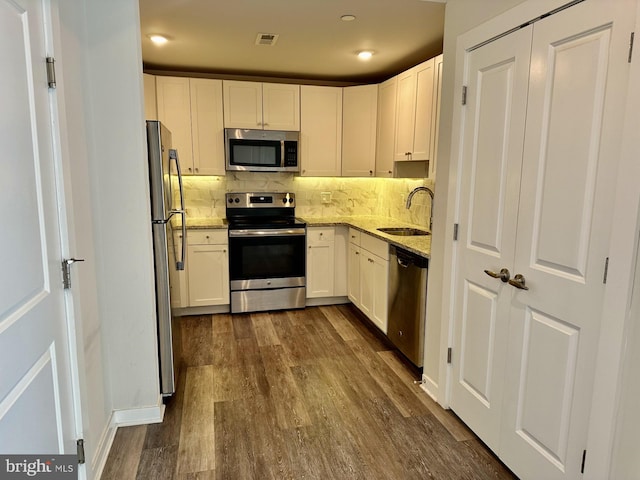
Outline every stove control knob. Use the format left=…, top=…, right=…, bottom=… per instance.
left=234, top=198, right=240, bottom=203
left=228, top=198, right=233, bottom=204
left=282, top=198, right=287, bottom=204
left=288, top=198, right=294, bottom=204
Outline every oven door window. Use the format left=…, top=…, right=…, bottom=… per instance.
left=229, top=139, right=281, bottom=168
left=229, top=234, right=305, bottom=280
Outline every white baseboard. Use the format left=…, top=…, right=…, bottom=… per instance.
left=90, top=411, right=117, bottom=480
left=306, top=296, right=350, bottom=307
left=421, top=374, right=439, bottom=402
left=111, top=403, right=165, bottom=427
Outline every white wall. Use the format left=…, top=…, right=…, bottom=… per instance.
left=53, top=0, right=162, bottom=475
left=422, top=0, right=527, bottom=399
left=80, top=0, right=160, bottom=413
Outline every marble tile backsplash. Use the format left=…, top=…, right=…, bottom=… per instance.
left=178, top=172, right=435, bottom=229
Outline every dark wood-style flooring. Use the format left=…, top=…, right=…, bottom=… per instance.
left=102, top=305, right=516, bottom=480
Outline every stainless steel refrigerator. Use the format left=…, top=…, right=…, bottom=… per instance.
left=146, top=120, right=186, bottom=396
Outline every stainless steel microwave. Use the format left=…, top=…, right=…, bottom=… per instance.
left=224, top=128, right=299, bottom=172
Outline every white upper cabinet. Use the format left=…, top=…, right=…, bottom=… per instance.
left=156, top=76, right=225, bottom=175
left=300, top=85, right=343, bottom=177
left=375, top=76, right=397, bottom=177
left=342, top=84, right=378, bottom=177
left=223, top=80, right=300, bottom=131
left=394, top=58, right=436, bottom=162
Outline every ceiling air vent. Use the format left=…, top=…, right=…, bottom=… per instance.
left=255, top=33, right=279, bottom=46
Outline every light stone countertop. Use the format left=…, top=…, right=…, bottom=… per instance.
left=181, top=214, right=431, bottom=259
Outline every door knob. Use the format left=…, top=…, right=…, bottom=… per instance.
left=508, top=274, right=529, bottom=290
left=484, top=268, right=510, bottom=283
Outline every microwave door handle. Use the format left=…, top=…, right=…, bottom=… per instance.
left=281, top=140, right=285, bottom=168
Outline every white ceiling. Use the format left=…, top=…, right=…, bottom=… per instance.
left=139, top=0, right=446, bottom=84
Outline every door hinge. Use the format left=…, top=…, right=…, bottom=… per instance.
left=447, top=347, right=452, bottom=364
left=46, top=57, right=56, bottom=89
left=629, top=32, right=635, bottom=63
left=77, top=439, right=86, bottom=464
left=581, top=449, right=587, bottom=474
left=62, top=258, right=85, bottom=289
left=603, top=257, right=609, bottom=284
left=453, top=223, right=459, bottom=241
left=461, top=86, right=468, bottom=105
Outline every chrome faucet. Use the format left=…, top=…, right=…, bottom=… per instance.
left=406, top=186, right=434, bottom=231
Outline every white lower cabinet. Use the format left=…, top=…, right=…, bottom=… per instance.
left=307, top=227, right=335, bottom=298
left=306, top=226, right=349, bottom=299
left=347, top=228, right=389, bottom=333
left=187, top=230, right=229, bottom=307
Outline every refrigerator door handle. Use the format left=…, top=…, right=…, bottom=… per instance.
left=169, top=148, right=186, bottom=271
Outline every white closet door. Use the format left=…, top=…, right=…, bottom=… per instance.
left=450, top=26, right=533, bottom=451
left=501, top=1, right=634, bottom=477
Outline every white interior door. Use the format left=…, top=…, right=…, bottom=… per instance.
left=500, top=1, right=634, bottom=477
left=0, top=0, right=77, bottom=455
left=450, top=26, right=532, bottom=452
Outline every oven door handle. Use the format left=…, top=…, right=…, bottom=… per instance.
left=229, top=228, right=306, bottom=237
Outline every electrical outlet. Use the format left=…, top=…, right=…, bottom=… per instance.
left=321, top=191, right=332, bottom=204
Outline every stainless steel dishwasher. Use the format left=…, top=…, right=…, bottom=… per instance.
left=388, top=245, right=428, bottom=367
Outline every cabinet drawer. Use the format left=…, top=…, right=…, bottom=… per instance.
left=348, top=228, right=361, bottom=245
left=361, top=233, right=389, bottom=260
left=307, top=227, right=335, bottom=244
left=188, top=229, right=228, bottom=245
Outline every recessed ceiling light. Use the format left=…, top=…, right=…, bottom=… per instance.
left=357, top=50, right=374, bottom=60
left=341, top=14, right=356, bottom=22
left=148, top=34, right=168, bottom=46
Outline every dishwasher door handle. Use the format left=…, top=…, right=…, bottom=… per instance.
left=397, top=257, right=411, bottom=268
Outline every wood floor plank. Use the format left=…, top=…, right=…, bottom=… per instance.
left=177, top=366, right=215, bottom=475
left=143, top=365, right=187, bottom=449
left=104, top=305, right=515, bottom=480
left=250, top=311, right=281, bottom=346
left=348, top=337, right=431, bottom=418
left=135, top=445, right=178, bottom=480
left=181, top=315, right=214, bottom=366
left=319, top=304, right=362, bottom=341
left=101, top=425, right=147, bottom=480
left=377, top=349, right=475, bottom=441
left=260, top=344, right=312, bottom=429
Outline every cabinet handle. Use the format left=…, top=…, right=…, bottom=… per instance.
left=484, top=268, right=510, bottom=283
left=195, top=167, right=199, bottom=173
left=508, top=274, right=529, bottom=290
left=369, top=170, right=373, bottom=175
left=355, top=251, right=359, bottom=255
left=388, top=170, right=392, bottom=174
left=223, top=249, right=226, bottom=253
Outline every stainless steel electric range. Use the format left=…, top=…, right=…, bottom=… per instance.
left=226, top=192, right=306, bottom=314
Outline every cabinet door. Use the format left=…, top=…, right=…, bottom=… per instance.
left=223, top=80, right=263, bottom=129
left=411, top=59, right=436, bottom=161
left=371, top=256, right=389, bottom=333
left=429, top=55, right=443, bottom=179
left=394, top=68, right=417, bottom=161
left=187, top=244, right=230, bottom=307
left=342, top=84, right=378, bottom=177
left=143, top=73, right=157, bottom=120
left=262, top=83, right=300, bottom=131
left=307, top=243, right=335, bottom=298
left=300, top=85, right=343, bottom=176
left=394, top=59, right=435, bottom=162
left=156, top=76, right=194, bottom=172
left=333, top=227, right=349, bottom=297
left=359, top=252, right=375, bottom=320
left=375, top=77, right=397, bottom=177
left=190, top=78, right=225, bottom=175
left=347, top=243, right=361, bottom=305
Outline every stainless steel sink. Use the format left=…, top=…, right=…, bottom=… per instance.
left=377, top=227, right=430, bottom=236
